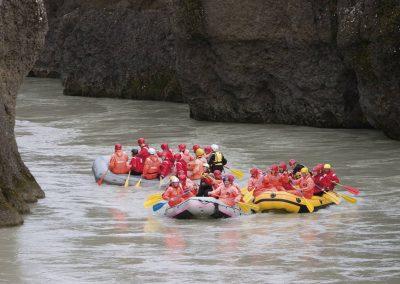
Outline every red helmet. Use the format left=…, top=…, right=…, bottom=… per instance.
left=250, top=168, right=259, bottom=176
left=178, top=174, right=187, bottom=181
left=279, top=162, right=287, bottom=171
left=227, top=174, right=235, bottom=183
left=204, top=146, right=212, bottom=154
left=137, top=138, right=145, bottom=145
left=193, top=144, right=200, bottom=152
left=289, top=159, right=296, bottom=166
left=115, top=144, right=122, bottom=150
left=313, top=163, right=324, bottom=173
left=178, top=144, right=186, bottom=151
left=161, top=143, right=169, bottom=150
left=213, top=170, right=222, bottom=178
left=270, top=164, right=279, bottom=172
left=174, top=153, right=182, bottom=160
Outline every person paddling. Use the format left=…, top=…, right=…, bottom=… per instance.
left=290, top=167, right=315, bottom=199
left=208, top=175, right=241, bottom=207
left=129, top=147, right=143, bottom=175
left=109, top=144, right=130, bottom=174
left=174, top=153, right=188, bottom=176
left=188, top=148, right=206, bottom=180
left=137, top=138, right=150, bottom=161
left=162, top=176, right=185, bottom=207
left=247, top=168, right=263, bottom=192
left=320, top=164, right=340, bottom=192
left=278, top=162, right=293, bottom=191
left=207, top=144, right=227, bottom=172
left=289, top=159, right=305, bottom=176
left=177, top=144, right=193, bottom=163
left=158, top=143, right=175, bottom=179
left=142, top=148, right=161, bottom=180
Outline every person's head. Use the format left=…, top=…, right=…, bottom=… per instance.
left=313, top=163, right=324, bottom=175
left=178, top=144, right=186, bottom=152
left=250, top=168, right=259, bottom=177
left=279, top=161, right=287, bottom=173
left=170, top=176, right=180, bottom=187
left=137, top=138, right=145, bottom=147
left=223, top=174, right=234, bottom=186
left=131, top=148, right=139, bottom=156
left=195, top=148, right=205, bottom=158
left=178, top=174, right=187, bottom=182
left=204, top=146, right=212, bottom=155
left=289, top=159, right=296, bottom=168
left=115, top=144, right=122, bottom=152
left=174, top=153, right=182, bottom=161
left=270, top=164, right=279, bottom=175
left=301, top=167, right=309, bottom=177
left=211, top=144, right=219, bottom=152
left=213, top=170, right=222, bottom=179
left=193, top=144, right=200, bottom=153
left=294, top=172, right=301, bottom=179
left=323, top=164, right=332, bottom=173
left=161, top=143, right=169, bottom=151
left=148, top=148, right=156, bottom=155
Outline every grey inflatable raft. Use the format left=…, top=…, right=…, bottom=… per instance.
left=163, top=197, right=244, bottom=219
left=92, top=155, right=168, bottom=187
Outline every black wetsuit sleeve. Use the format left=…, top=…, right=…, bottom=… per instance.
left=222, top=155, right=227, bottom=165
left=292, top=164, right=305, bottom=175
left=207, top=153, right=215, bottom=165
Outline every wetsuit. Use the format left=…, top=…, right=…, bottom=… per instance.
left=207, top=151, right=227, bottom=172
left=292, top=163, right=305, bottom=176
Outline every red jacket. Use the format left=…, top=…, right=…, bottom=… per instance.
left=320, top=171, right=340, bottom=191
left=138, top=147, right=150, bottom=160
left=175, top=159, right=188, bottom=176
left=129, top=156, right=144, bottom=173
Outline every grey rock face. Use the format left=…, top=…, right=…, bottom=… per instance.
left=0, top=0, right=47, bottom=226
left=31, top=0, right=183, bottom=102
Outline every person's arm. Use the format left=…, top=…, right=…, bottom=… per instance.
left=222, top=155, right=227, bottom=165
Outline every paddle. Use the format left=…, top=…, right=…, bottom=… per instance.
left=315, top=185, right=340, bottom=205
left=334, top=182, right=360, bottom=195
left=97, top=169, right=109, bottom=186
left=153, top=202, right=167, bottom=212
left=144, top=193, right=163, bottom=208
left=124, top=171, right=131, bottom=188
left=240, top=187, right=254, bottom=204
left=224, top=166, right=244, bottom=180
left=338, top=192, right=357, bottom=204
left=135, top=178, right=142, bottom=189
left=237, top=202, right=259, bottom=213
left=292, top=184, right=314, bottom=213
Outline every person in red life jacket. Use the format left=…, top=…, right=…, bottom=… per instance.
left=128, top=147, right=144, bottom=175
left=142, top=148, right=161, bottom=180
left=278, top=161, right=293, bottom=191
left=247, top=168, right=263, bottom=192
left=212, top=170, right=223, bottom=190
left=188, top=148, right=206, bottom=180
left=177, top=143, right=193, bottom=163
left=174, top=153, right=188, bottom=176
left=208, top=175, right=241, bottom=207
left=204, top=145, right=213, bottom=160
left=312, top=163, right=325, bottom=195
left=162, top=176, right=185, bottom=207
left=207, top=144, right=227, bottom=173
left=178, top=173, right=198, bottom=198
left=192, top=144, right=201, bottom=155
left=289, top=159, right=305, bottom=177
left=109, top=144, right=130, bottom=174
left=159, top=143, right=175, bottom=179
left=320, top=164, right=340, bottom=191
left=137, top=138, right=150, bottom=160
left=290, top=167, right=315, bottom=199
left=254, top=164, right=284, bottom=197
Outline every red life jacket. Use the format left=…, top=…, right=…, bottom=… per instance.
left=143, top=155, right=161, bottom=180
left=109, top=152, right=129, bottom=174
left=129, top=156, right=144, bottom=173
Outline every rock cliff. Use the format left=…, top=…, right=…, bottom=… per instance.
left=0, top=0, right=47, bottom=226
left=33, top=0, right=400, bottom=139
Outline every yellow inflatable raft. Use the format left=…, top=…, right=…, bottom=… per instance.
left=253, top=191, right=340, bottom=213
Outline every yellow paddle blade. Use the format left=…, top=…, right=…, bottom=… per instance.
left=240, top=187, right=254, bottom=203
left=144, top=193, right=163, bottom=208
left=339, top=193, right=357, bottom=204
left=134, top=178, right=142, bottom=188
left=229, top=168, right=244, bottom=180
left=237, top=202, right=258, bottom=213
left=124, top=173, right=131, bottom=188
left=303, top=198, right=314, bottom=213
left=324, top=191, right=341, bottom=205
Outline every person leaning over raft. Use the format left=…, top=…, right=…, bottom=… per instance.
left=208, top=175, right=241, bottom=207
left=207, top=144, right=227, bottom=172
left=109, top=144, right=130, bottom=174
left=320, top=164, right=340, bottom=191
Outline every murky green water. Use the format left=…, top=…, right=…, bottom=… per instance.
left=1, top=78, right=400, bottom=283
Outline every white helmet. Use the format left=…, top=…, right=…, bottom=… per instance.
left=211, top=144, right=219, bottom=151
left=170, top=176, right=179, bottom=183
left=148, top=148, right=156, bottom=155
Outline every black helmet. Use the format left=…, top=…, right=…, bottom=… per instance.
left=131, top=148, right=139, bottom=155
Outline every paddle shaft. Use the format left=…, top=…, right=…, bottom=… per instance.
left=97, top=169, right=109, bottom=186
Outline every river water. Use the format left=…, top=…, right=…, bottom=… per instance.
left=1, top=78, right=400, bottom=283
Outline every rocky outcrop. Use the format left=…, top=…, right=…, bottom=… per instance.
left=0, top=0, right=47, bottom=227
left=33, top=0, right=400, bottom=139
left=173, top=0, right=399, bottom=138
left=31, top=0, right=183, bottom=102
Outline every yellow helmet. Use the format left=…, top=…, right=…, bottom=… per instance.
left=300, top=167, right=309, bottom=174
left=294, top=172, right=302, bottom=179
left=324, top=164, right=331, bottom=170
left=195, top=148, right=205, bottom=157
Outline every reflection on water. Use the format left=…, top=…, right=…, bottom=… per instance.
left=0, top=78, right=399, bottom=283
